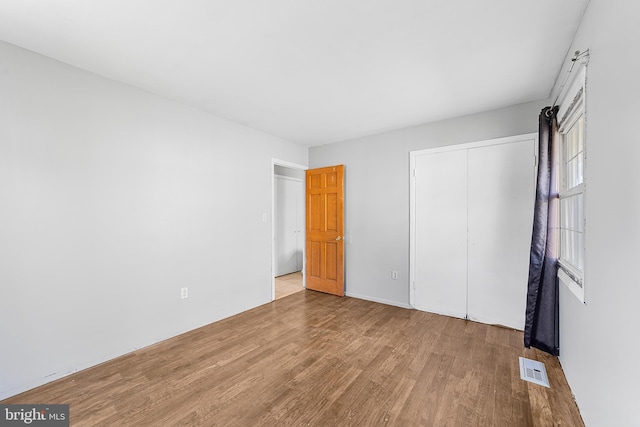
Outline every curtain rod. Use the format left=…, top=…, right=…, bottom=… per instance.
left=551, top=49, right=590, bottom=109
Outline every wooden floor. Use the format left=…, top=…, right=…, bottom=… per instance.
left=3, top=291, right=583, bottom=426
left=275, top=271, right=304, bottom=299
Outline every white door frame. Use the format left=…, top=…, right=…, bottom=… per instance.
left=409, top=133, right=538, bottom=308
left=271, top=158, right=308, bottom=301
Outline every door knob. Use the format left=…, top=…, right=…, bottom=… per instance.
left=336, top=236, right=343, bottom=241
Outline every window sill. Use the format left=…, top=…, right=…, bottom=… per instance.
left=558, top=267, right=585, bottom=304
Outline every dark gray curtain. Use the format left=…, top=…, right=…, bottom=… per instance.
left=524, top=106, right=560, bottom=356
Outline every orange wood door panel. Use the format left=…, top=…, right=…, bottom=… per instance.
left=305, top=165, right=344, bottom=296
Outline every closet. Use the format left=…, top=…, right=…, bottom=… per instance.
left=410, top=134, right=536, bottom=330
left=275, top=174, right=304, bottom=276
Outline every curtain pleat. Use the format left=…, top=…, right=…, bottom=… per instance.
left=524, top=106, right=560, bottom=356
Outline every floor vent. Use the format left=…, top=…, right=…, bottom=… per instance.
left=519, top=357, right=550, bottom=388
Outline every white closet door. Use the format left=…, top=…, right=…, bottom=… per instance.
left=275, top=176, right=303, bottom=276
left=467, top=140, right=535, bottom=330
left=414, top=150, right=468, bottom=319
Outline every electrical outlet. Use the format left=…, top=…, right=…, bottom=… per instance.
left=392, top=270, right=398, bottom=280
left=181, top=287, right=189, bottom=299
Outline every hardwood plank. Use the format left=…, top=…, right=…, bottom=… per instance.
left=2, top=291, right=584, bottom=426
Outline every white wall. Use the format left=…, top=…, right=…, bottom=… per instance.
left=0, top=41, right=307, bottom=399
left=555, top=1, right=640, bottom=425
left=311, top=1, right=640, bottom=423
left=274, top=165, right=304, bottom=179
left=309, top=99, right=548, bottom=307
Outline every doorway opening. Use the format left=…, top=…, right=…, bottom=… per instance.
left=275, top=272, right=304, bottom=299
left=272, top=159, right=307, bottom=300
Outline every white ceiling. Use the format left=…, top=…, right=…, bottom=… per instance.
left=0, top=0, right=588, bottom=146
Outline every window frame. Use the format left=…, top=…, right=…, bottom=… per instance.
left=557, top=65, right=587, bottom=304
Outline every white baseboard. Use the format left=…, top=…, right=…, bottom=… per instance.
left=345, top=292, right=413, bottom=309
left=0, top=350, right=125, bottom=401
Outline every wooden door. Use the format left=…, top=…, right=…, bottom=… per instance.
left=305, top=165, right=344, bottom=296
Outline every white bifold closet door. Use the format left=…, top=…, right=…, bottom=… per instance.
left=414, top=149, right=468, bottom=319
left=466, top=141, right=535, bottom=329
left=412, top=135, right=535, bottom=330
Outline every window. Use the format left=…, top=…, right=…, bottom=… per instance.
left=557, top=67, right=586, bottom=303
